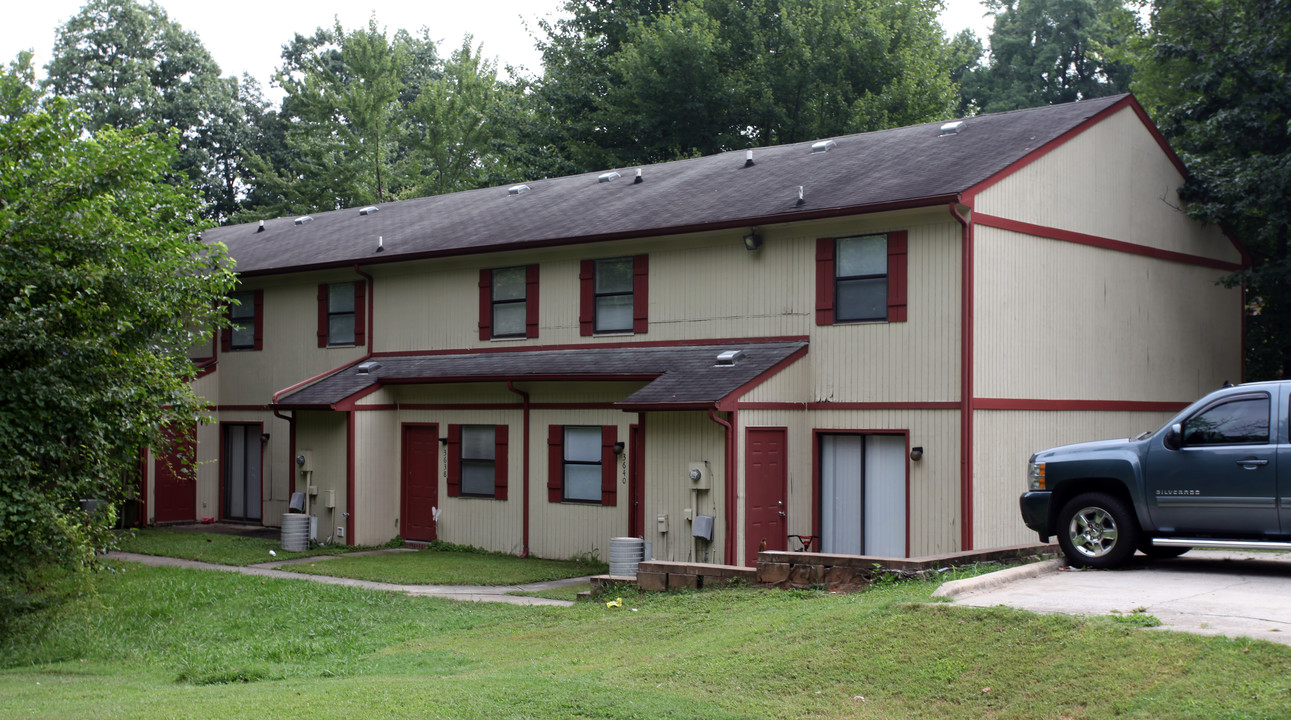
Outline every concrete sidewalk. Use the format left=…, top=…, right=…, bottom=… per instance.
left=936, top=550, right=1291, bottom=646
left=106, top=551, right=583, bottom=607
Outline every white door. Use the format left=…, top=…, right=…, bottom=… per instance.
left=820, top=434, right=906, bottom=556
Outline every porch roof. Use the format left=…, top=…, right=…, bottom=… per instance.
left=275, top=340, right=808, bottom=411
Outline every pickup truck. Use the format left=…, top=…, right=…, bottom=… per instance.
left=1020, top=380, right=1290, bottom=568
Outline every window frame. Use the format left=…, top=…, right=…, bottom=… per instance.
left=316, top=281, right=366, bottom=348
left=478, top=265, right=539, bottom=340
left=580, top=255, right=648, bottom=336
left=222, top=289, right=263, bottom=352
left=815, top=231, right=907, bottom=325
left=446, top=424, right=509, bottom=500
left=547, top=424, right=618, bottom=506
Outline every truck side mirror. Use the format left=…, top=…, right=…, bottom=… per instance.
left=1163, top=423, right=1183, bottom=451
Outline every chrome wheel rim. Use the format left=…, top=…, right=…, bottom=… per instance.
left=1068, top=506, right=1118, bottom=558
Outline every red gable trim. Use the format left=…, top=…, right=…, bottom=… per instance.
left=963, top=96, right=1138, bottom=203
left=370, top=335, right=810, bottom=359
left=974, top=213, right=1244, bottom=271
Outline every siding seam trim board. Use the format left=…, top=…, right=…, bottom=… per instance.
left=974, top=213, right=1244, bottom=271
left=976, top=399, right=1190, bottom=412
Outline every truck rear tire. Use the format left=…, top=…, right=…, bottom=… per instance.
left=1056, top=492, right=1139, bottom=569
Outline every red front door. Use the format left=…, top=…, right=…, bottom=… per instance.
left=628, top=423, right=645, bottom=537
left=401, top=424, right=439, bottom=541
left=745, top=427, right=788, bottom=566
left=154, top=425, right=196, bottom=523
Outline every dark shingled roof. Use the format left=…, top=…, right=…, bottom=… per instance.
left=206, top=96, right=1130, bottom=275
left=277, top=341, right=808, bottom=409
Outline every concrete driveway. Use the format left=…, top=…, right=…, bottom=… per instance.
left=937, top=550, right=1291, bottom=646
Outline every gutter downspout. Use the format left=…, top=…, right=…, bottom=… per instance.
left=949, top=200, right=974, bottom=551
left=345, top=265, right=376, bottom=546
left=708, top=407, right=737, bottom=565
left=507, top=381, right=531, bottom=558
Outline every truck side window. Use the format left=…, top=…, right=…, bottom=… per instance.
left=1181, top=396, right=1270, bottom=446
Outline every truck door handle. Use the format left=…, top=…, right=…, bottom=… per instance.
left=1237, top=458, right=1268, bottom=467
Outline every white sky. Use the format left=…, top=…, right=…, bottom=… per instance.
left=2, top=0, right=995, bottom=94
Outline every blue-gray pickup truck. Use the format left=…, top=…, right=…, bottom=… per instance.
left=1021, top=380, right=1291, bottom=568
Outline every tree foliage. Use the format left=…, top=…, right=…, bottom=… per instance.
left=241, top=18, right=521, bottom=218
left=44, top=0, right=254, bottom=221
left=533, top=0, right=960, bottom=171
left=1133, top=0, right=1291, bottom=379
left=0, top=60, right=235, bottom=609
left=961, top=0, right=1141, bottom=113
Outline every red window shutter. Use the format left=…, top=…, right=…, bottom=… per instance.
left=887, top=231, right=908, bottom=322
left=600, top=426, right=618, bottom=507
left=353, top=280, right=367, bottom=347
left=220, top=300, right=232, bottom=353
left=815, top=238, right=835, bottom=325
left=525, top=264, right=540, bottom=339
left=478, top=269, right=492, bottom=341
left=494, top=424, right=509, bottom=500
left=547, top=425, right=564, bottom=502
left=252, top=289, right=265, bottom=350
left=578, top=260, right=594, bottom=336
left=632, top=254, right=649, bottom=334
left=446, top=425, right=462, bottom=497
left=316, top=284, right=328, bottom=347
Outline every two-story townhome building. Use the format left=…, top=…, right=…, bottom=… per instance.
left=145, top=94, right=1244, bottom=566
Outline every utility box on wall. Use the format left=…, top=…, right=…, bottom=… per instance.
left=687, top=462, right=710, bottom=490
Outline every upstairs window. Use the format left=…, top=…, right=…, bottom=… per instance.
left=816, top=231, right=907, bottom=325
left=580, top=255, right=648, bottom=336
left=222, top=289, right=263, bottom=351
left=479, top=265, right=538, bottom=340
left=316, top=281, right=366, bottom=347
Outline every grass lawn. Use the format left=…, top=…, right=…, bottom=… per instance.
left=3, top=562, right=1290, bottom=719
left=287, top=547, right=605, bottom=586
left=114, top=528, right=372, bottom=566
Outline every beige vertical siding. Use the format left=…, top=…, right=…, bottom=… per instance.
left=974, top=227, right=1242, bottom=401
left=973, top=409, right=1177, bottom=548
left=974, top=106, right=1241, bottom=264
left=354, top=410, right=399, bottom=545
left=735, top=408, right=961, bottom=562
left=639, top=412, right=727, bottom=564
left=293, top=411, right=350, bottom=544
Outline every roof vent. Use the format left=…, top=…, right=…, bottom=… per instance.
left=810, top=140, right=836, bottom=154
left=598, top=171, right=621, bottom=183
left=715, top=349, right=746, bottom=367
left=633, top=168, right=643, bottom=184
left=356, top=361, right=382, bottom=375
left=744, top=149, right=755, bottom=168
left=508, top=184, right=530, bottom=195
left=256, top=220, right=265, bottom=233
left=940, top=120, right=965, bottom=136
left=358, top=206, right=380, bottom=215
left=294, top=216, right=313, bottom=225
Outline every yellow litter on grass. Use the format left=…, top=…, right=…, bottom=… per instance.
left=605, top=597, right=623, bottom=608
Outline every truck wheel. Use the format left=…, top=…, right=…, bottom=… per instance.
left=1056, top=492, right=1139, bottom=569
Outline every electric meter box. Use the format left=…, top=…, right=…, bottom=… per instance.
left=687, top=462, right=711, bottom=490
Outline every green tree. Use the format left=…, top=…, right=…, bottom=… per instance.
left=44, top=0, right=250, bottom=220
left=533, top=0, right=959, bottom=170
left=0, top=60, right=235, bottom=611
left=962, top=0, right=1141, bottom=113
left=1133, top=0, right=1291, bottom=379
